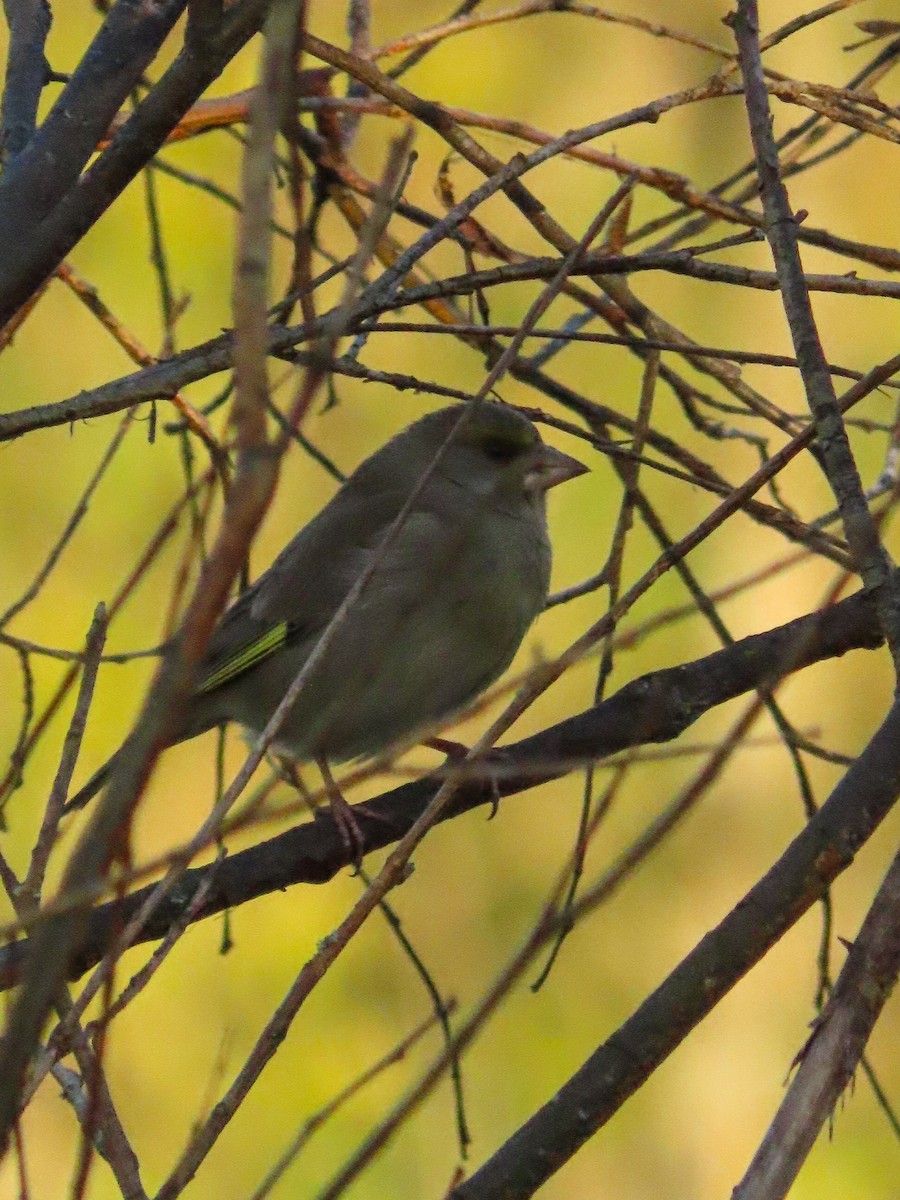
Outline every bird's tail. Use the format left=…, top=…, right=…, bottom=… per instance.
left=62, top=754, right=118, bottom=815
left=62, top=706, right=222, bottom=815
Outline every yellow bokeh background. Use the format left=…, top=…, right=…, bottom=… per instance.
left=0, top=2, right=898, bottom=1198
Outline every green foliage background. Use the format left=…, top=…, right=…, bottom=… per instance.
left=0, top=2, right=897, bottom=1197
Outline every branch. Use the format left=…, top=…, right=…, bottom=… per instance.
left=730, top=0, right=900, bottom=665
left=0, top=0, right=185, bottom=247
left=450, top=698, right=900, bottom=1200
left=733, top=847, right=900, bottom=1200
left=0, top=0, right=52, bottom=160
left=0, top=0, right=270, bottom=327
left=0, top=574, right=889, bottom=991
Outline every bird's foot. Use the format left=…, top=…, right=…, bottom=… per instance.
left=317, top=757, right=365, bottom=869
left=425, top=738, right=504, bottom=818
left=426, top=736, right=469, bottom=759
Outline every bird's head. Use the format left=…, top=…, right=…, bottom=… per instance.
left=400, top=403, right=587, bottom=513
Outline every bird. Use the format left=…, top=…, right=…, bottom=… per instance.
left=65, top=402, right=587, bottom=848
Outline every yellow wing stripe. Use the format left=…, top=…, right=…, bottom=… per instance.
left=197, top=621, right=288, bottom=694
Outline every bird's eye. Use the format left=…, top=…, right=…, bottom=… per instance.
left=481, top=436, right=520, bottom=462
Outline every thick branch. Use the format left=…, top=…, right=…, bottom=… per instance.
left=0, top=0, right=52, bottom=160
left=0, top=0, right=185, bottom=242
left=0, top=575, right=888, bottom=991
left=451, top=699, right=900, bottom=1200
left=0, top=0, right=269, bottom=327
left=733, top=847, right=900, bottom=1200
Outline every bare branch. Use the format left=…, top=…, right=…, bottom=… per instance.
left=0, top=0, right=52, bottom=160
left=450, top=699, right=900, bottom=1200
left=730, top=0, right=900, bottom=666
left=733, top=849, right=900, bottom=1200
left=0, top=571, right=892, bottom=991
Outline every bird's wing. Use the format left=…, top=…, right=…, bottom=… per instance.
left=195, top=606, right=294, bottom=696
left=195, top=475, right=409, bottom=697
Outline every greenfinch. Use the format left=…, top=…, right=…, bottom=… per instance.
left=67, top=403, right=586, bottom=827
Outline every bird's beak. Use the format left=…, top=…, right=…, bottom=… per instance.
left=525, top=443, right=589, bottom=493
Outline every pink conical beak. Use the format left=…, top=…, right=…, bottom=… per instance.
left=525, top=443, right=588, bottom=493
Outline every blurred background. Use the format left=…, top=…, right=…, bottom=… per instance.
left=0, top=1, right=898, bottom=1197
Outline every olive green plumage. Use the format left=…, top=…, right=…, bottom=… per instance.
left=67, top=402, right=586, bottom=812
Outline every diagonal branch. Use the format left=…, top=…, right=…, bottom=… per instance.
left=450, top=698, right=900, bottom=1200
left=0, top=0, right=186, bottom=245
left=0, top=0, right=270, bottom=327
left=730, top=0, right=900, bottom=667
left=733, top=846, right=900, bottom=1200
left=0, top=572, right=890, bottom=992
